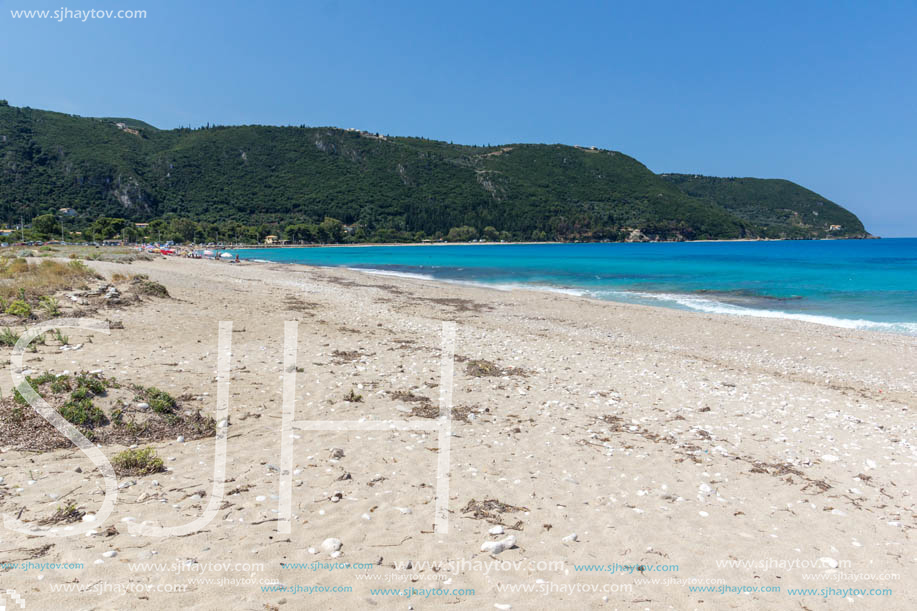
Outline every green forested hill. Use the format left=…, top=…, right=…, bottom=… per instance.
left=660, top=174, right=867, bottom=239
left=0, top=101, right=869, bottom=241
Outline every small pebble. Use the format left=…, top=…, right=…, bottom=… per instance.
left=481, top=535, right=516, bottom=555
left=321, top=538, right=343, bottom=554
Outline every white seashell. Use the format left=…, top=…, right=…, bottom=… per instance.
left=481, top=535, right=516, bottom=555
left=321, top=538, right=343, bottom=554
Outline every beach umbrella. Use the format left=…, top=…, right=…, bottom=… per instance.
left=220, top=252, right=233, bottom=259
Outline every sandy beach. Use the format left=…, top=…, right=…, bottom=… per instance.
left=1, top=255, right=914, bottom=610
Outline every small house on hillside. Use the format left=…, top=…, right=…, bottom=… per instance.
left=265, top=235, right=279, bottom=245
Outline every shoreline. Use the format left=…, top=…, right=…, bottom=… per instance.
left=227, top=235, right=880, bottom=250
left=229, top=255, right=917, bottom=337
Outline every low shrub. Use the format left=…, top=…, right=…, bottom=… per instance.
left=133, top=384, right=177, bottom=414
left=0, top=327, right=20, bottom=346
left=58, top=397, right=107, bottom=427
left=5, top=299, right=32, bottom=318
left=111, top=447, right=164, bottom=476
left=38, top=296, right=61, bottom=317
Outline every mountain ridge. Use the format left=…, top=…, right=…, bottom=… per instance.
left=0, top=101, right=870, bottom=242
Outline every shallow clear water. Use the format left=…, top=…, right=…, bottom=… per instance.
left=231, top=239, right=917, bottom=334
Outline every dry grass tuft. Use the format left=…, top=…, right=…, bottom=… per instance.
left=461, top=498, right=529, bottom=523
left=38, top=503, right=85, bottom=525
left=0, top=258, right=100, bottom=302
left=331, top=349, right=366, bottom=364
left=465, top=359, right=528, bottom=377
left=129, top=274, right=169, bottom=297
left=409, top=403, right=477, bottom=422
left=389, top=390, right=432, bottom=405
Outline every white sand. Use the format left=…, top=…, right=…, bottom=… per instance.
left=0, top=256, right=913, bottom=610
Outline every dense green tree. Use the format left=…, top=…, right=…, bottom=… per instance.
left=122, top=226, right=141, bottom=243
left=284, top=223, right=318, bottom=242
left=446, top=226, right=478, bottom=242
left=33, top=214, right=59, bottom=237
left=89, top=217, right=127, bottom=240
left=318, top=217, right=344, bottom=243
left=169, top=217, right=198, bottom=243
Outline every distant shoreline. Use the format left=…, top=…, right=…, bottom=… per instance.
left=223, top=237, right=916, bottom=336
left=227, top=235, right=878, bottom=250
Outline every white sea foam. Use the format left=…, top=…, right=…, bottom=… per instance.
left=350, top=268, right=917, bottom=335
left=356, top=268, right=589, bottom=296
left=594, top=290, right=917, bottom=335
left=355, top=268, right=436, bottom=281
left=491, top=283, right=587, bottom=296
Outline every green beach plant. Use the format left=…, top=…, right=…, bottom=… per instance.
left=111, top=447, right=164, bottom=476
left=38, top=296, right=61, bottom=317
left=0, top=327, right=20, bottom=346
left=5, top=298, right=31, bottom=318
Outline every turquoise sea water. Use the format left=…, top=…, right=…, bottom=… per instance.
left=232, top=239, right=917, bottom=335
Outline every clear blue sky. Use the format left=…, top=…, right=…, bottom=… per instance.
left=2, top=0, right=915, bottom=236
